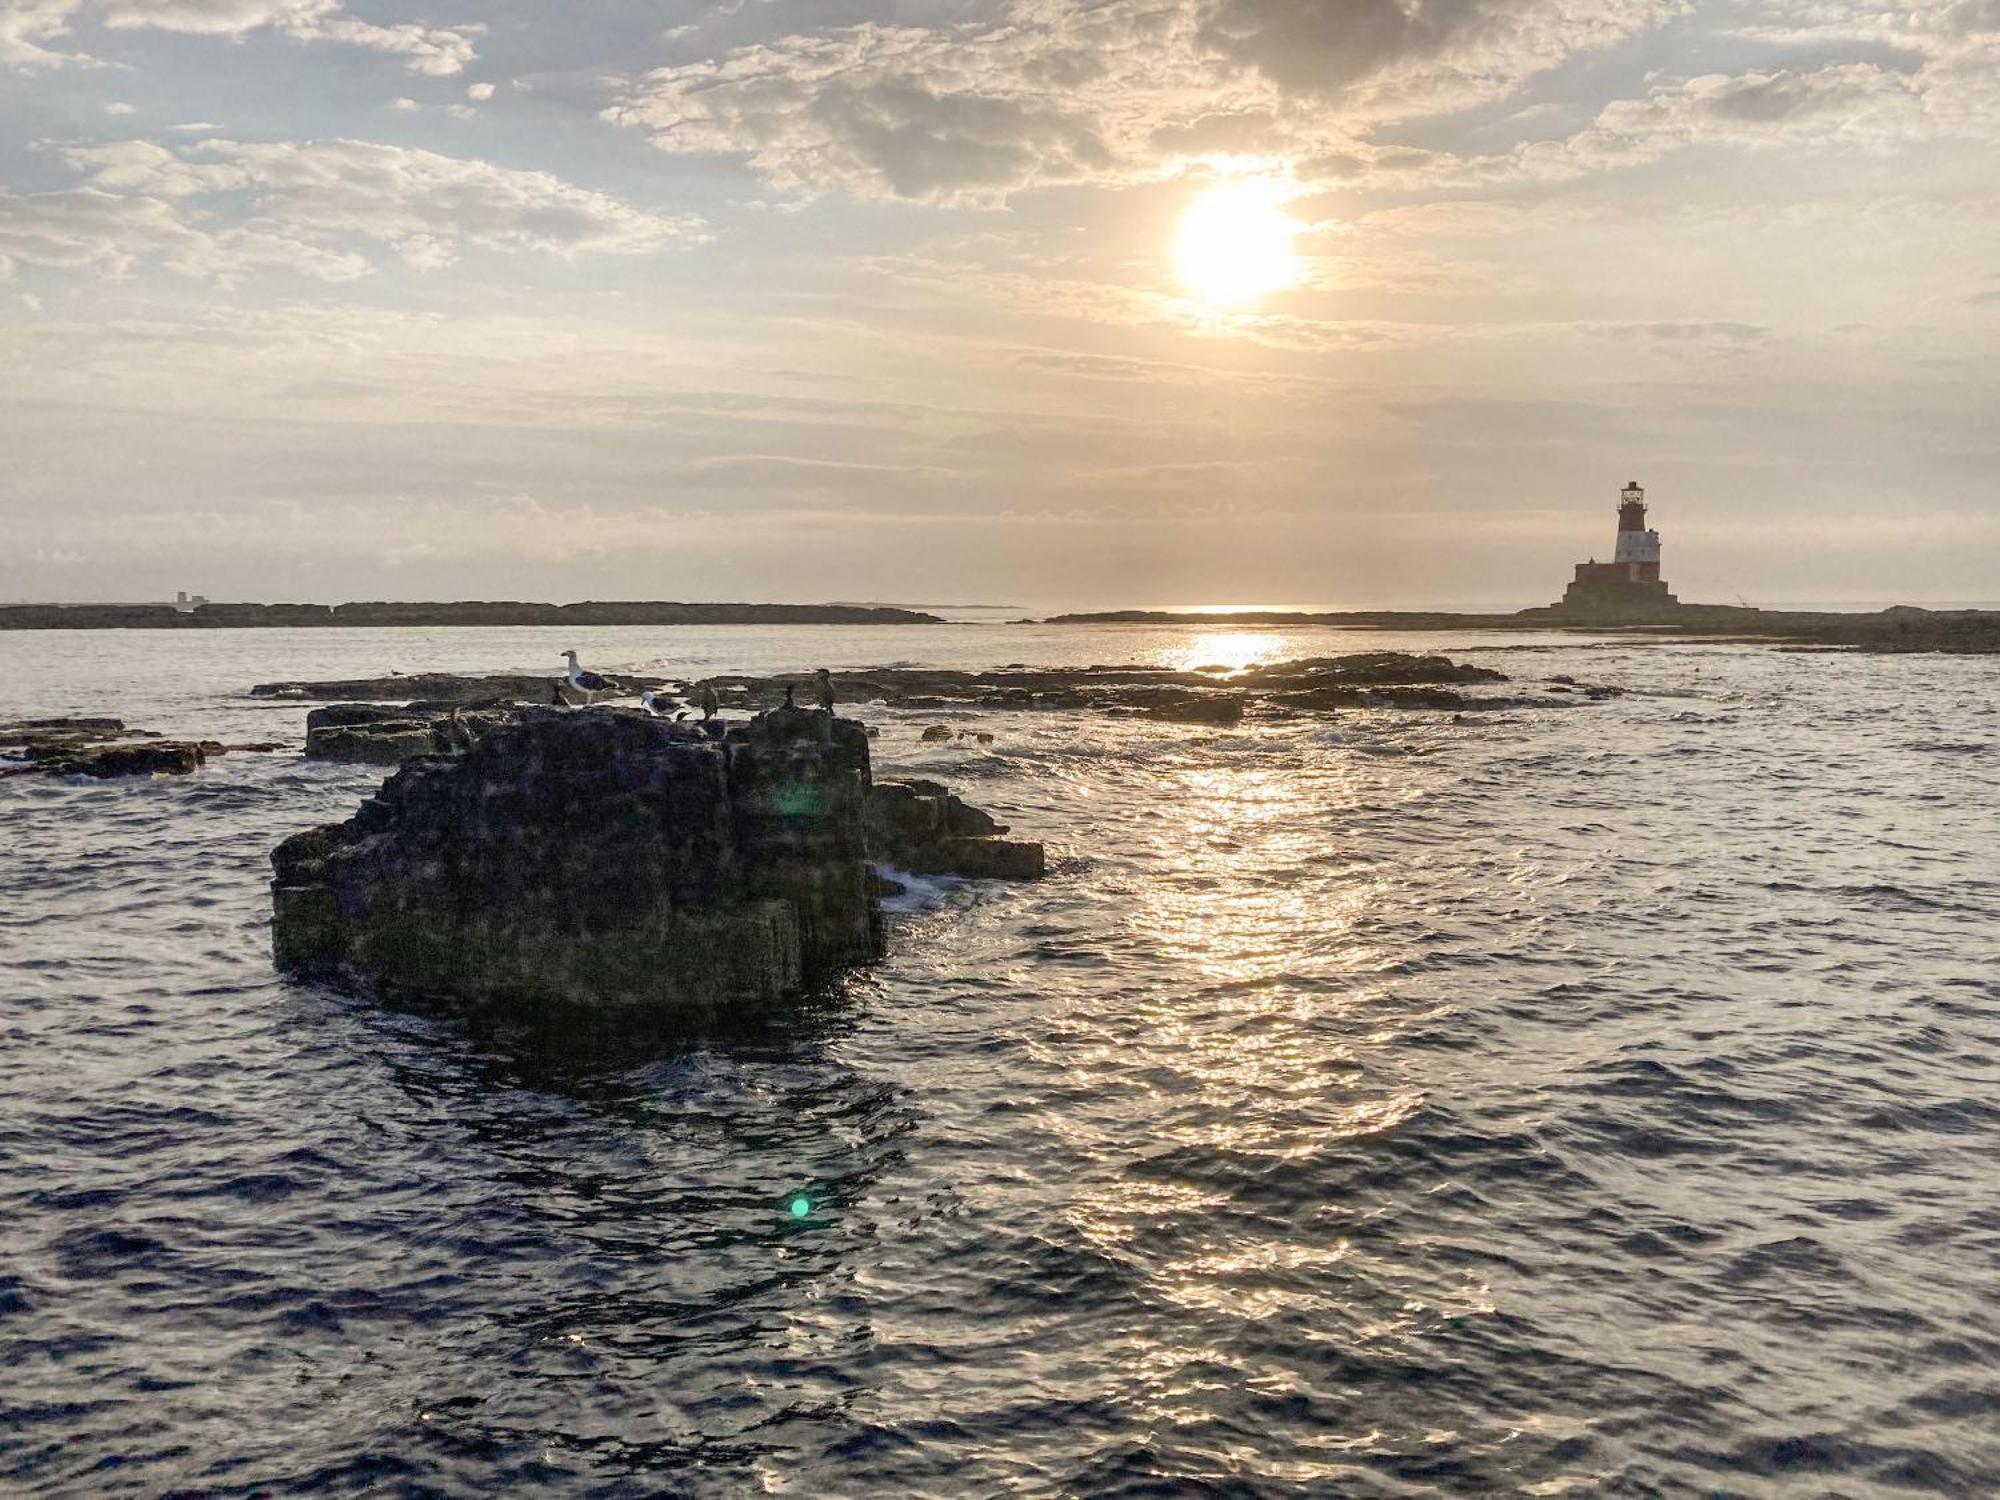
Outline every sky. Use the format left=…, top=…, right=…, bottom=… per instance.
left=1, top=0, right=1995, bottom=610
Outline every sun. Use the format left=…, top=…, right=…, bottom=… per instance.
left=1171, top=177, right=1302, bottom=308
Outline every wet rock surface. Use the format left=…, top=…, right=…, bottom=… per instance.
left=1, top=717, right=282, bottom=778
left=700, top=652, right=1560, bottom=723
left=252, top=671, right=673, bottom=704
left=865, top=779, right=1046, bottom=881
left=271, top=705, right=1040, bottom=1030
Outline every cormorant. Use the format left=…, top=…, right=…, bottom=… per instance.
left=698, top=684, right=720, bottom=721
left=783, top=682, right=797, bottom=709
left=814, top=668, right=835, bottom=713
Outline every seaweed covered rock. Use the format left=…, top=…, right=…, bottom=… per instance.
left=271, top=706, right=882, bottom=1027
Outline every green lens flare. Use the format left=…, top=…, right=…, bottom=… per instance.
left=789, top=1196, right=811, bottom=1219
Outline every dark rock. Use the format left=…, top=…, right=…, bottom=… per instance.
left=0, top=717, right=206, bottom=777
left=252, top=671, right=672, bottom=704
left=1140, top=693, right=1245, bottom=725
left=920, top=724, right=954, bottom=742
left=700, top=652, right=1513, bottom=724
left=907, top=837, right=1046, bottom=881
left=271, top=706, right=882, bottom=1028
left=0, top=716, right=137, bottom=748
left=42, top=742, right=206, bottom=778
left=863, top=778, right=1041, bottom=881
left=302, top=703, right=529, bottom=764
left=305, top=723, right=444, bottom=766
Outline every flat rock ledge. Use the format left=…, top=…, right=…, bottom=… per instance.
left=2, top=718, right=283, bottom=778
left=697, top=652, right=1556, bottom=723
left=271, top=705, right=1041, bottom=1030
left=254, top=671, right=674, bottom=705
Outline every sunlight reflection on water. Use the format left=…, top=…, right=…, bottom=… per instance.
left=1169, top=629, right=1302, bottom=674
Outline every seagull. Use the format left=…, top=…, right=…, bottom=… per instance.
left=814, top=667, right=835, bottom=713
left=640, top=690, right=669, bottom=717
left=561, top=649, right=623, bottom=695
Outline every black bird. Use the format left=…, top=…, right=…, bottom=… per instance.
left=698, top=684, right=720, bottom=721
left=550, top=680, right=569, bottom=707
left=814, top=668, right=835, bottom=713
left=783, top=682, right=797, bottom=709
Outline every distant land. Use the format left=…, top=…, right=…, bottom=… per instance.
left=0, top=600, right=944, bottom=629
left=828, top=601, right=1023, bottom=612
left=1040, top=604, right=2000, bottom=652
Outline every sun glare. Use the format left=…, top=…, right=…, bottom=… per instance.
left=1171, top=178, right=1302, bottom=308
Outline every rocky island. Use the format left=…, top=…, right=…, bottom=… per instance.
left=270, top=705, right=1041, bottom=1032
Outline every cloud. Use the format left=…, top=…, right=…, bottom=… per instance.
left=8, top=139, right=705, bottom=283
left=0, top=0, right=84, bottom=68
left=604, top=21, right=1133, bottom=204
left=1195, top=0, right=1664, bottom=103
left=467, top=81, right=494, bottom=101
left=0, top=184, right=372, bottom=280
left=604, top=0, right=1660, bottom=203
left=5, top=0, right=479, bottom=74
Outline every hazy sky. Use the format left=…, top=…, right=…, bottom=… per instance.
left=2, top=0, right=1994, bottom=608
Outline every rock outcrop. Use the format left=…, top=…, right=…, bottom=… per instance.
left=254, top=671, right=673, bottom=704
left=271, top=706, right=1034, bottom=1029
left=865, top=779, right=1046, bottom=881
left=699, top=653, right=1518, bottom=725
left=1, top=717, right=279, bottom=778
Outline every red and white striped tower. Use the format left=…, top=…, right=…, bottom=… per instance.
left=1611, top=481, right=1661, bottom=579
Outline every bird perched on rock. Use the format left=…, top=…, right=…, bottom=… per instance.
left=639, top=690, right=673, bottom=717
left=782, top=682, right=797, bottom=709
left=561, top=650, right=623, bottom=696
left=814, top=668, right=835, bottom=713
left=698, top=684, right=720, bottom=721
left=438, top=708, right=475, bottom=755
left=549, top=681, right=570, bottom=707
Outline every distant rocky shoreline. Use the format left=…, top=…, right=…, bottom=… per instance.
left=1040, top=604, right=2000, bottom=653
left=0, top=600, right=943, bottom=630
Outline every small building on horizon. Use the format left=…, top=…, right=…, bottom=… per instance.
left=1554, top=482, right=1679, bottom=615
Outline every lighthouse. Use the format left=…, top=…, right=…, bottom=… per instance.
left=1554, top=481, right=1679, bottom=615
left=1612, top=482, right=1661, bottom=573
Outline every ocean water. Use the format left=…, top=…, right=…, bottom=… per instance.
left=3, top=623, right=1998, bottom=1498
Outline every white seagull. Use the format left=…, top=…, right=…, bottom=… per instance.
left=561, top=649, right=622, bottom=695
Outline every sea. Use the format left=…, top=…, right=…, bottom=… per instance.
left=3, top=621, right=1998, bottom=1498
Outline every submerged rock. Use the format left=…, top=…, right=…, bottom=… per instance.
left=32, top=741, right=208, bottom=778
left=271, top=706, right=1037, bottom=1029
